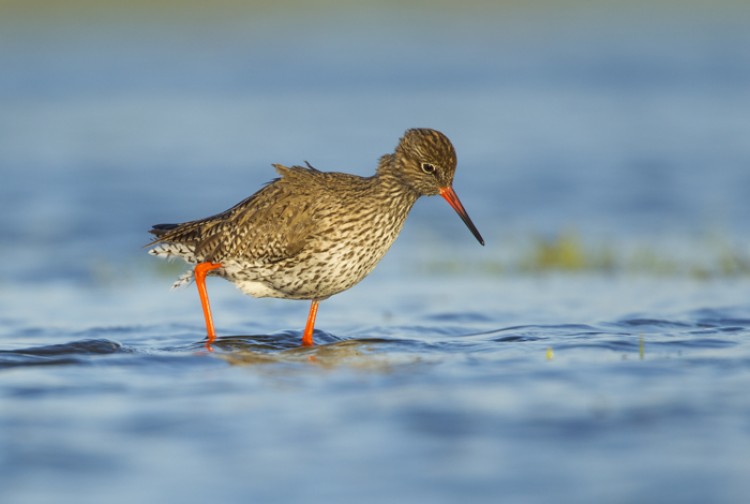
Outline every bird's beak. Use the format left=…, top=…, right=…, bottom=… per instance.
left=439, top=186, right=485, bottom=246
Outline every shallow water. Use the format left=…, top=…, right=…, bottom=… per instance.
left=3, top=276, right=750, bottom=503
left=2, top=3, right=750, bottom=503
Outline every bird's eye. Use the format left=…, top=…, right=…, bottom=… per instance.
left=421, top=162, right=436, bottom=174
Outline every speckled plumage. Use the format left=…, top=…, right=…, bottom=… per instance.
left=148, top=128, right=483, bottom=345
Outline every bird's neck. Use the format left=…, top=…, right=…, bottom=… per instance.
left=375, top=154, right=420, bottom=206
left=366, top=157, right=420, bottom=246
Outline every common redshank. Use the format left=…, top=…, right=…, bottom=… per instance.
left=148, top=128, right=484, bottom=350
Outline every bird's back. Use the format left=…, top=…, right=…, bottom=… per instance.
left=151, top=165, right=351, bottom=260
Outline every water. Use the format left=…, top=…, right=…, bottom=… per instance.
left=1, top=3, right=750, bottom=503
left=3, top=276, right=750, bottom=503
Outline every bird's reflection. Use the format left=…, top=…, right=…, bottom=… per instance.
left=206, top=333, right=414, bottom=371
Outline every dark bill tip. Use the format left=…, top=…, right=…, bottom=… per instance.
left=439, top=187, right=485, bottom=246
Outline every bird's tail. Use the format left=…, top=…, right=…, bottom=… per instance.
left=149, top=223, right=180, bottom=238
left=146, top=222, right=202, bottom=289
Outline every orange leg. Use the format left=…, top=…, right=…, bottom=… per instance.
left=301, top=299, right=319, bottom=347
left=194, top=261, right=222, bottom=350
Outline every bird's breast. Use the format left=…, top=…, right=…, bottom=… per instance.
left=228, top=197, right=413, bottom=300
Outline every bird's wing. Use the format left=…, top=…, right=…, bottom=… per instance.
left=157, top=164, right=324, bottom=264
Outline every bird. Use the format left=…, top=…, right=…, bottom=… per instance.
left=147, top=128, right=484, bottom=350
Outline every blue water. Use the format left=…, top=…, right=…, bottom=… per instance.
left=1, top=4, right=750, bottom=503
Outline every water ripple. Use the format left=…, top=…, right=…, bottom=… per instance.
left=1, top=306, right=749, bottom=371
left=0, top=338, right=128, bottom=368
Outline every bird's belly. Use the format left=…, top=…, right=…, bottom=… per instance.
left=223, top=238, right=393, bottom=300
left=232, top=279, right=289, bottom=298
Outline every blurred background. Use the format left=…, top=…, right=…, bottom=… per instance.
left=1, top=0, right=749, bottom=287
